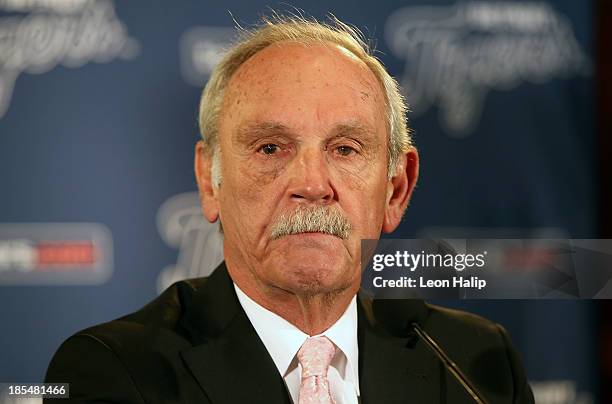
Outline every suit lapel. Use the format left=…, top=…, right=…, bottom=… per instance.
left=179, top=264, right=292, bottom=404
left=177, top=264, right=439, bottom=404
left=358, top=297, right=439, bottom=404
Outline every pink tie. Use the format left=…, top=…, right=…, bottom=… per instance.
left=297, top=336, right=336, bottom=404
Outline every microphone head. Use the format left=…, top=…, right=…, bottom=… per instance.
left=372, top=299, right=427, bottom=338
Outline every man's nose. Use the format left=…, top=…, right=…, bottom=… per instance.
left=288, top=148, right=335, bottom=204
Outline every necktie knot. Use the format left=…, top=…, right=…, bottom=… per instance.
left=297, top=336, right=336, bottom=378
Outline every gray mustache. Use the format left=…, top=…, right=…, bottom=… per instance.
left=270, top=205, right=352, bottom=240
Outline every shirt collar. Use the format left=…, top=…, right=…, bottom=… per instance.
left=234, top=283, right=359, bottom=391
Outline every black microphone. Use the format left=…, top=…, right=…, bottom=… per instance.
left=372, top=299, right=490, bottom=404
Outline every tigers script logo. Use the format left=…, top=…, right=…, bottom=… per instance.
left=0, top=0, right=139, bottom=118
left=385, top=1, right=591, bottom=136
left=156, top=192, right=223, bottom=293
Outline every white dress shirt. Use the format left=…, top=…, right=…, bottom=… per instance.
left=234, top=284, right=360, bottom=404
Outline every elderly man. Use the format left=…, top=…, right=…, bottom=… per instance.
left=45, top=15, right=534, bottom=404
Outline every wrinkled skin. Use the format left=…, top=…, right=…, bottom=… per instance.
left=195, top=42, right=419, bottom=334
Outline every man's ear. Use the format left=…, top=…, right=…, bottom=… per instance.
left=382, top=147, right=419, bottom=233
left=194, top=140, right=220, bottom=223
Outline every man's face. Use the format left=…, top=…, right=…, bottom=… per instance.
left=198, top=42, right=414, bottom=297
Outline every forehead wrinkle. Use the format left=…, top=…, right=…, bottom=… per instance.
left=332, top=121, right=377, bottom=139
left=235, top=121, right=294, bottom=145
left=234, top=119, right=383, bottom=149
left=227, top=41, right=385, bottom=100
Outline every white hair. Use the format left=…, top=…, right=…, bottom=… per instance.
left=199, top=13, right=413, bottom=186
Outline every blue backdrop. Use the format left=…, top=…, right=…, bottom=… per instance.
left=0, top=1, right=600, bottom=402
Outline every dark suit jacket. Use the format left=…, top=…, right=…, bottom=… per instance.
left=45, top=263, right=534, bottom=403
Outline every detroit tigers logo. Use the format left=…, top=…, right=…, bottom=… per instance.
left=156, top=192, right=224, bottom=293
left=385, top=1, right=591, bottom=137
left=0, top=0, right=139, bottom=119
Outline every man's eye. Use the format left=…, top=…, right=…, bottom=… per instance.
left=259, top=144, right=279, bottom=155
left=336, top=145, right=356, bottom=156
